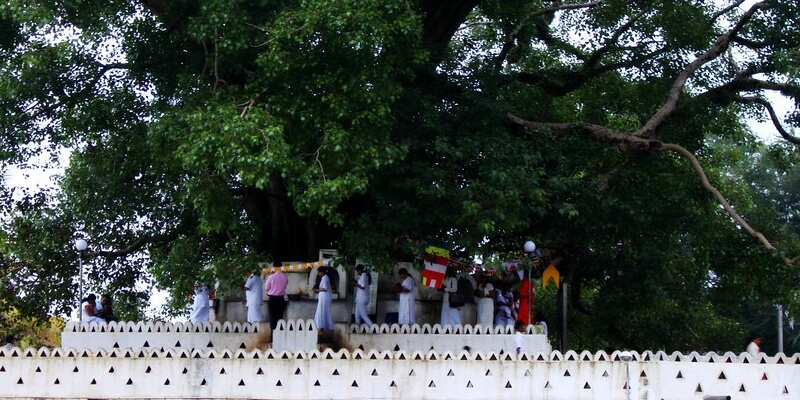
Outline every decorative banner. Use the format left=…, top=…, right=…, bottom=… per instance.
left=542, top=264, right=560, bottom=289
left=260, top=260, right=329, bottom=274
left=422, top=253, right=448, bottom=288
left=425, top=245, right=450, bottom=258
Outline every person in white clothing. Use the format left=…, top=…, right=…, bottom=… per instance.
left=190, top=282, right=210, bottom=323
left=80, top=294, right=104, bottom=323
left=313, top=267, right=334, bottom=331
left=746, top=333, right=762, bottom=356
left=353, top=264, right=373, bottom=326
left=396, top=268, right=415, bottom=325
left=513, top=321, right=525, bottom=355
left=244, top=270, right=264, bottom=323
left=440, top=267, right=461, bottom=327
left=475, top=274, right=495, bottom=326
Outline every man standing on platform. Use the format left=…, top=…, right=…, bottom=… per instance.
left=265, top=261, right=289, bottom=330
left=244, top=269, right=264, bottom=323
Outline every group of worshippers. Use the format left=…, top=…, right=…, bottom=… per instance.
left=80, top=293, right=116, bottom=323
left=189, top=261, right=291, bottom=329
left=316, top=263, right=376, bottom=329
left=188, top=262, right=547, bottom=334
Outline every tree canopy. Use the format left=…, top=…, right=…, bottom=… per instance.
left=2, top=0, right=800, bottom=352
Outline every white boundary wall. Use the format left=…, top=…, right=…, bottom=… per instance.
left=1, top=346, right=797, bottom=399
left=3, top=321, right=796, bottom=399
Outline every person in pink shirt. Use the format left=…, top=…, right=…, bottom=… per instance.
left=265, top=261, right=289, bottom=330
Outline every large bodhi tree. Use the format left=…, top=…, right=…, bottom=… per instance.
left=2, top=0, right=800, bottom=351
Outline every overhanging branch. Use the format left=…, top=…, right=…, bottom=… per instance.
left=637, top=1, right=768, bottom=137
left=507, top=113, right=798, bottom=266
left=734, top=95, right=800, bottom=144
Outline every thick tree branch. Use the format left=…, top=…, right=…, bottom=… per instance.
left=710, top=0, right=746, bottom=25
left=495, top=1, right=604, bottom=67
left=734, top=96, right=800, bottom=144
left=515, top=46, right=669, bottom=97
left=421, top=0, right=480, bottom=54
left=636, top=1, right=768, bottom=137
left=86, top=237, right=149, bottom=260
left=507, top=113, right=798, bottom=265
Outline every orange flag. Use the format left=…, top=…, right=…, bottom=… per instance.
left=542, top=264, right=560, bottom=289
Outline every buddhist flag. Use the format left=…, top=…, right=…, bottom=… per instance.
left=425, top=245, right=450, bottom=258
left=422, top=253, right=448, bottom=288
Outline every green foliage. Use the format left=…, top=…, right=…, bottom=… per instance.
left=1, top=301, right=65, bottom=348
left=2, top=0, right=800, bottom=353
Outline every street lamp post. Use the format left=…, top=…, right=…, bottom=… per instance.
left=523, top=241, right=536, bottom=326
left=75, top=238, right=88, bottom=321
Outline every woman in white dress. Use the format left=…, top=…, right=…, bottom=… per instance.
left=440, top=268, right=461, bottom=327
left=397, top=268, right=415, bottom=325
left=353, top=265, right=373, bottom=326
left=475, top=274, right=495, bottom=326
left=314, top=267, right=334, bottom=331
left=190, top=282, right=210, bottom=323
